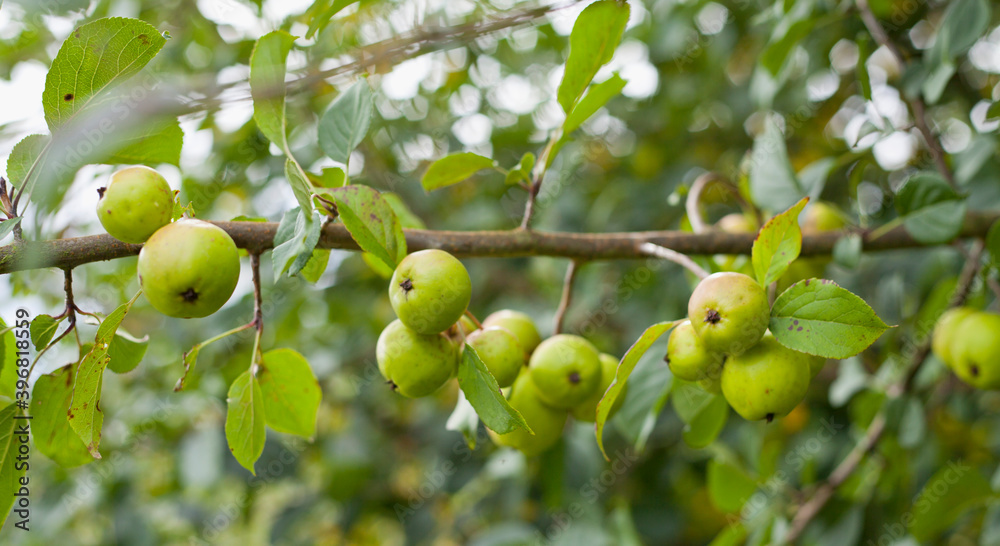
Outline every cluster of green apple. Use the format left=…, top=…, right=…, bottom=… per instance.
left=97, top=166, right=240, bottom=318
left=932, top=307, right=1000, bottom=389
left=667, top=273, right=825, bottom=423
left=376, top=249, right=623, bottom=455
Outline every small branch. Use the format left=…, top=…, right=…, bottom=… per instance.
left=553, top=260, right=581, bottom=334
left=29, top=268, right=78, bottom=376
left=520, top=136, right=559, bottom=230
left=249, top=253, right=264, bottom=371
left=640, top=243, right=710, bottom=280
left=855, top=0, right=955, bottom=187
left=784, top=241, right=984, bottom=542
left=685, top=173, right=718, bottom=234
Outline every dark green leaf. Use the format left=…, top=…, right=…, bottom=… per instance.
left=557, top=0, right=629, bottom=114
left=749, top=117, right=803, bottom=211
left=752, top=197, right=808, bottom=287
left=43, top=18, right=167, bottom=130
left=106, top=330, right=148, bottom=374
left=31, top=365, right=92, bottom=467
left=318, top=79, right=373, bottom=166
left=29, top=314, right=61, bottom=351
left=258, top=349, right=321, bottom=439
left=250, top=30, right=296, bottom=152
left=457, top=345, right=530, bottom=435
left=909, top=462, right=994, bottom=541
left=771, top=279, right=891, bottom=359
left=707, top=459, right=757, bottom=513
left=225, top=370, right=266, bottom=474
left=421, top=152, right=496, bottom=191
left=330, top=185, right=406, bottom=269
left=597, top=321, right=678, bottom=460
left=682, top=394, right=728, bottom=449
left=895, top=172, right=966, bottom=244
left=856, top=34, right=871, bottom=101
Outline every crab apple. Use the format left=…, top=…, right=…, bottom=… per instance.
left=716, top=213, right=757, bottom=234
left=482, top=310, right=542, bottom=354
left=720, top=334, right=811, bottom=422
left=665, top=320, right=726, bottom=382
left=931, top=306, right=976, bottom=368
left=138, top=219, right=240, bottom=318
left=487, top=370, right=567, bottom=456
left=688, top=272, right=770, bottom=356
left=801, top=202, right=847, bottom=233
left=466, top=326, right=525, bottom=388
left=376, top=319, right=460, bottom=397
left=389, top=250, right=472, bottom=335
left=950, top=311, right=1000, bottom=390
left=571, top=353, right=627, bottom=422
left=97, top=166, right=174, bottom=244
left=528, top=334, right=602, bottom=409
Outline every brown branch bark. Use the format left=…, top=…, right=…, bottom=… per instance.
left=2, top=211, right=998, bottom=275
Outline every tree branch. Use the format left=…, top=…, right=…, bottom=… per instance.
left=553, top=260, right=581, bottom=334
left=2, top=212, right=999, bottom=275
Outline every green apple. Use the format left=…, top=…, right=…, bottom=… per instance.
left=688, top=272, right=769, bottom=356
left=457, top=315, right=479, bottom=336
left=97, top=166, right=174, bottom=244
left=528, top=334, right=602, bottom=409
left=376, top=319, right=459, bottom=397
left=801, top=202, right=847, bottom=233
left=138, top=219, right=240, bottom=318
left=932, top=307, right=975, bottom=368
left=571, top=352, right=627, bottom=422
left=721, top=334, right=811, bottom=421
left=487, top=370, right=567, bottom=456
left=950, top=311, right=1000, bottom=389
left=482, top=310, right=542, bottom=354
left=389, top=249, right=472, bottom=334
left=466, top=326, right=525, bottom=388
left=716, top=213, right=757, bottom=234
left=665, top=320, right=725, bottom=382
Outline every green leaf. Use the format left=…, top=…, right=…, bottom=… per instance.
left=596, top=320, right=678, bottom=460
left=300, top=249, right=331, bottom=283
left=752, top=197, right=808, bottom=287
left=771, top=279, right=891, bottom=359
left=909, top=462, right=994, bottom=541
left=249, top=30, right=296, bottom=152
left=749, top=116, right=804, bottom=212
left=895, top=171, right=966, bottom=244
left=309, top=166, right=346, bottom=189
left=285, top=158, right=315, bottom=214
left=505, top=152, right=536, bottom=187
left=0, top=320, right=14, bottom=400
left=446, top=390, right=479, bottom=450
left=934, top=0, right=990, bottom=60
left=258, top=349, right=321, bottom=439
left=0, top=218, right=21, bottom=244
left=986, top=101, right=1000, bottom=122
left=68, top=293, right=139, bottom=457
left=330, top=185, right=406, bottom=269
left=271, top=207, right=323, bottom=278
left=106, top=330, right=148, bottom=374
left=6, top=134, right=48, bottom=188
left=383, top=192, right=425, bottom=229
left=225, top=370, right=266, bottom=475
left=305, top=0, right=361, bottom=39
left=0, top=403, right=28, bottom=529
left=104, top=118, right=183, bottom=166
left=457, top=344, right=530, bottom=435
left=31, top=365, right=92, bottom=467
left=563, top=73, right=627, bottom=134
left=681, top=394, right=728, bottom=449
left=42, top=18, right=167, bottom=130
left=421, top=152, right=496, bottom=191
left=856, top=35, right=872, bottom=101
left=30, top=314, right=61, bottom=351
left=318, top=79, right=373, bottom=166
left=557, top=0, right=630, bottom=114
left=707, top=459, right=757, bottom=513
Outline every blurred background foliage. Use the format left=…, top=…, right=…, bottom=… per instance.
left=1, top=0, right=1000, bottom=544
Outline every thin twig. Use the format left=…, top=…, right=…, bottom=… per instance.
left=249, top=253, right=264, bottom=371
left=685, top=173, right=719, bottom=234
left=855, top=0, right=955, bottom=187
left=29, top=268, right=78, bottom=376
left=785, top=241, right=984, bottom=542
left=520, top=135, right=560, bottom=230
left=463, top=309, right=482, bottom=329
left=639, top=242, right=710, bottom=280
left=553, top=260, right=581, bottom=334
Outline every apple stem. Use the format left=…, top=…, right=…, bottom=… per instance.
left=463, top=310, right=482, bottom=329
left=639, top=243, right=709, bottom=280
